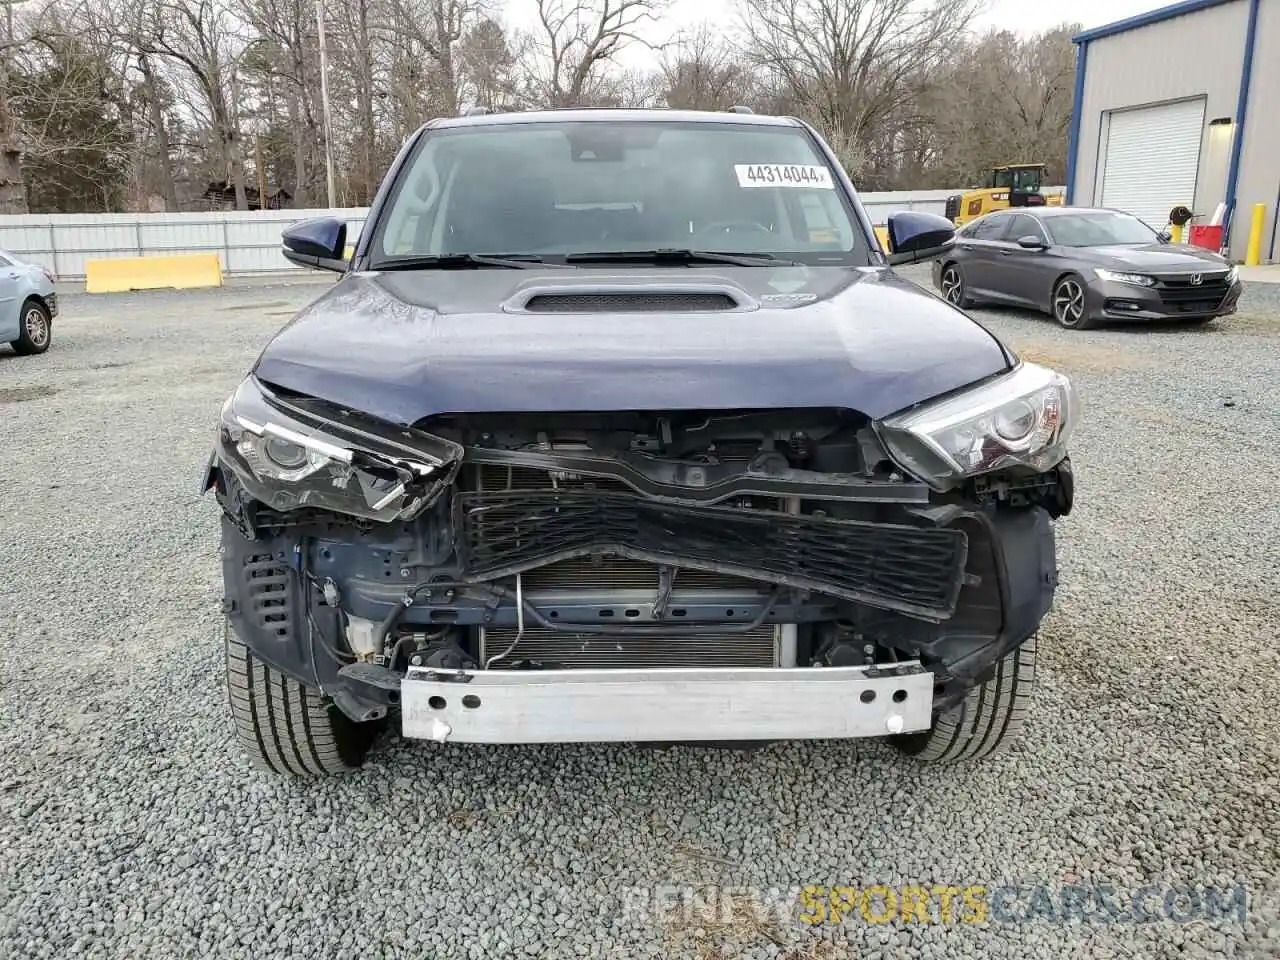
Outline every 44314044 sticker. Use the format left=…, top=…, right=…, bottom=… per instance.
left=734, top=164, right=834, bottom=189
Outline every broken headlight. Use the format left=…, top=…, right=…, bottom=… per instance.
left=877, top=362, right=1077, bottom=491
left=212, top=376, right=461, bottom=521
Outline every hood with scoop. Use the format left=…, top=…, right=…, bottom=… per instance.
left=252, top=265, right=1014, bottom=427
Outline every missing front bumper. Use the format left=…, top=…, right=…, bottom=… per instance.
left=400, top=663, right=934, bottom=744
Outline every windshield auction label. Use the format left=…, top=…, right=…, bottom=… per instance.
left=735, top=164, right=834, bottom=189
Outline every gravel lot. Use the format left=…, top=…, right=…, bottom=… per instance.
left=2, top=269, right=1278, bottom=959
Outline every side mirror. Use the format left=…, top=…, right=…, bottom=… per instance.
left=884, top=211, right=955, bottom=266
left=282, top=217, right=349, bottom=273
left=1016, top=235, right=1047, bottom=250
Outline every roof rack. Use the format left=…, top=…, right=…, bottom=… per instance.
left=727, top=105, right=754, bottom=114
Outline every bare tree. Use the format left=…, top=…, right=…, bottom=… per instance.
left=527, top=0, right=666, bottom=107
left=0, top=0, right=41, bottom=213
left=923, top=24, right=1078, bottom=187
left=738, top=0, right=985, bottom=177
left=658, top=24, right=751, bottom=111
left=387, top=0, right=478, bottom=120
left=457, top=14, right=520, bottom=110
left=4, top=0, right=1083, bottom=214
left=136, top=52, right=180, bottom=209
left=136, top=0, right=249, bottom=208
left=237, top=0, right=327, bottom=205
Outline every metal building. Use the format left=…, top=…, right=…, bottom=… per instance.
left=1066, top=0, right=1278, bottom=262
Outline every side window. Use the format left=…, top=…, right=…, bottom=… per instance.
left=969, top=215, right=1009, bottom=241
left=1006, top=215, right=1044, bottom=242
left=0, top=254, right=11, bottom=266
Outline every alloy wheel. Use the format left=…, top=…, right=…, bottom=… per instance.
left=1053, top=279, right=1086, bottom=327
left=941, top=267, right=963, bottom=305
left=24, top=307, right=50, bottom=348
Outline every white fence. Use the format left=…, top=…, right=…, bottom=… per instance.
left=0, top=187, right=1063, bottom=281
left=0, top=208, right=371, bottom=280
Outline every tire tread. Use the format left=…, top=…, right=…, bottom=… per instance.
left=896, top=636, right=1037, bottom=763
left=224, top=627, right=367, bottom=776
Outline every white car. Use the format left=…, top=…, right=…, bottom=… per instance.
left=0, top=249, right=58, bottom=355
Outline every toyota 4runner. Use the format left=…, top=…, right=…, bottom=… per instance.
left=202, top=108, right=1077, bottom=776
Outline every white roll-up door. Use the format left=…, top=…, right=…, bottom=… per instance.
left=1099, top=98, right=1205, bottom=229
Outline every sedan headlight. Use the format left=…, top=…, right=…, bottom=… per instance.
left=212, top=376, right=461, bottom=521
left=878, top=363, right=1077, bottom=491
left=1094, top=268, right=1154, bottom=286
left=1225, top=265, right=1239, bottom=284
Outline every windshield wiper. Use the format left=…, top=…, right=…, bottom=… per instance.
left=564, top=249, right=797, bottom=267
left=378, top=253, right=555, bottom=270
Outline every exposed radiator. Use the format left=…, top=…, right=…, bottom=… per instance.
left=480, top=624, right=780, bottom=669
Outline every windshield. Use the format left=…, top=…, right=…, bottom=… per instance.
left=993, top=167, right=1042, bottom=193
left=371, top=119, right=870, bottom=267
left=1044, top=212, right=1157, bottom=247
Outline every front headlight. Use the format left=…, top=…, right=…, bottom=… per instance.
left=1225, top=265, right=1239, bottom=284
left=1094, top=268, right=1154, bottom=286
left=877, top=362, right=1077, bottom=491
left=212, top=377, right=462, bottom=521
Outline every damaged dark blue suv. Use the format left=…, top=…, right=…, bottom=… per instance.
left=203, top=108, right=1077, bottom=776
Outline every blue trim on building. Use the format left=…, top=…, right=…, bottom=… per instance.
left=1222, top=0, right=1261, bottom=251
left=1073, top=0, right=1241, bottom=43
left=1065, top=41, right=1089, bottom=205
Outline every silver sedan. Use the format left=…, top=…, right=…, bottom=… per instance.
left=1, top=248, right=58, bottom=355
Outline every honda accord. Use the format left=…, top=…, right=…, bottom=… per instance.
left=932, top=206, right=1242, bottom=329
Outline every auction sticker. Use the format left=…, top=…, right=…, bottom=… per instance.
left=735, top=164, right=834, bottom=189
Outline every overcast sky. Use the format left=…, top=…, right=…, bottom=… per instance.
left=502, top=0, right=1177, bottom=66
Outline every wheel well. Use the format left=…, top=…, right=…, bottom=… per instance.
left=21, top=294, right=51, bottom=316
left=1048, top=270, right=1082, bottom=311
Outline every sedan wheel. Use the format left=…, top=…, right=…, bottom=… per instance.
left=1052, top=277, right=1094, bottom=330
left=12, top=301, right=53, bottom=355
left=940, top=265, right=970, bottom=307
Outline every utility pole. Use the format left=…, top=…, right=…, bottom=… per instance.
left=256, top=136, right=268, bottom=208
left=316, top=0, right=336, bottom=209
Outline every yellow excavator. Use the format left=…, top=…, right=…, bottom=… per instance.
left=945, top=163, right=1065, bottom=226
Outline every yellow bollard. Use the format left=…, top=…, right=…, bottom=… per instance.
left=1170, top=223, right=1184, bottom=244
left=1245, top=202, right=1265, bottom=266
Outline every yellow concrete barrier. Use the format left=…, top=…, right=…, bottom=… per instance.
left=1245, top=202, right=1265, bottom=266
left=874, top=225, right=889, bottom=250
left=85, top=253, right=223, bottom=294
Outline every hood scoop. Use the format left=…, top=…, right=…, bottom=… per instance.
left=504, top=281, right=756, bottom=315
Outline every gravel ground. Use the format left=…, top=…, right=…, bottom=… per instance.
left=2, top=271, right=1278, bottom=960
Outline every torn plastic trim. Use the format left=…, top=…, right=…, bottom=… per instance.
left=465, top=445, right=930, bottom=505
left=450, top=540, right=963, bottom=623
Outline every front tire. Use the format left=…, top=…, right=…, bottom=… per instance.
left=224, top=623, right=382, bottom=776
left=892, top=635, right=1037, bottom=763
left=1052, top=276, right=1096, bottom=330
left=939, top=263, right=973, bottom=308
left=11, top=299, right=52, bottom=355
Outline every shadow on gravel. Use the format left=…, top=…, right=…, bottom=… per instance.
left=0, top=385, right=57, bottom=403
